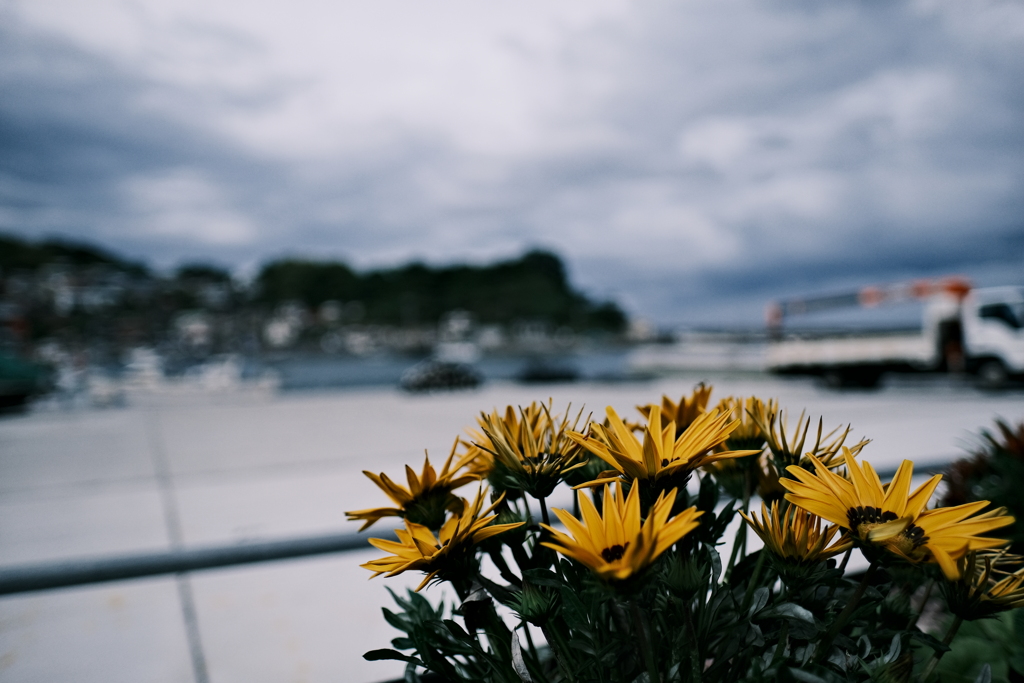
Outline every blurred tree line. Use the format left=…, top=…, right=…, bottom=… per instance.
left=0, top=235, right=148, bottom=275
left=0, top=234, right=627, bottom=358
left=254, top=250, right=626, bottom=332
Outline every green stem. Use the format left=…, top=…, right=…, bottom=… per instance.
left=452, top=581, right=471, bottom=602
left=518, top=495, right=533, bottom=526
left=480, top=607, right=521, bottom=682
left=488, top=549, right=523, bottom=588
left=684, top=601, right=702, bottom=683
left=815, top=563, right=877, bottom=663
left=769, top=620, right=790, bottom=668
left=538, top=496, right=551, bottom=527
left=726, top=515, right=748, bottom=578
left=825, top=547, right=853, bottom=606
left=522, top=623, right=539, bottom=665
left=742, top=550, right=768, bottom=611
left=542, top=621, right=579, bottom=683
left=907, top=579, right=935, bottom=630
left=630, top=601, right=661, bottom=683
left=740, top=468, right=752, bottom=557
left=919, top=615, right=963, bottom=682
left=510, top=539, right=533, bottom=574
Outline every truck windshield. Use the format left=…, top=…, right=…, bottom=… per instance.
left=979, top=302, right=1024, bottom=330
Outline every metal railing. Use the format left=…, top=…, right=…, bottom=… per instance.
left=0, top=528, right=390, bottom=596
left=0, top=458, right=954, bottom=597
left=0, top=458, right=957, bottom=683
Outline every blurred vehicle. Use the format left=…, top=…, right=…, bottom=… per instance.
left=766, top=279, right=1024, bottom=389
left=0, top=352, right=52, bottom=410
left=515, top=359, right=579, bottom=384
left=400, top=360, right=481, bottom=392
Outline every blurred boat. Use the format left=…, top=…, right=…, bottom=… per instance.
left=399, top=360, right=481, bottom=392
left=121, top=350, right=279, bottom=405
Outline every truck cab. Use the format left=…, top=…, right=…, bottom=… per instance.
left=962, top=286, right=1024, bottom=388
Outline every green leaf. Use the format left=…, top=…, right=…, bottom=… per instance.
left=756, top=603, right=815, bottom=624
left=974, top=663, right=992, bottom=683
left=747, top=587, right=770, bottom=617
left=910, top=631, right=951, bottom=654
left=510, top=632, right=534, bottom=683
left=408, top=589, right=432, bottom=611
left=827, top=649, right=848, bottom=671
left=364, top=649, right=423, bottom=665
left=884, top=634, right=901, bottom=664
left=708, top=545, right=723, bottom=587
left=568, top=640, right=598, bottom=655
left=383, top=608, right=411, bottom=633
left=788, top=667, right=830, bottom=683
left=522, top=568, right=562, bottom=589
left=698, top=470, right=720, bottom=512
left=560, top=584, right=589, bottom=622
left=857, top=635, right=871, bottom=659
left=444, top=619, right=470, bottom=639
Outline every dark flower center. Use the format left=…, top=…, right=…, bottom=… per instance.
left=847, top=506, right=898, bottom=529
left=601, top=543, right=629, bottom=562
left=902, top=523, right=929, bottom=549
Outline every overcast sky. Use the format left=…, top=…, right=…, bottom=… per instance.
left=2, top=0, right=1022, bottom=326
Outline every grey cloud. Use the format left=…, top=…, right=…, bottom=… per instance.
left=507, top=1, right=1024, bottom=318
left=1, top=1, right=1022, bottom=325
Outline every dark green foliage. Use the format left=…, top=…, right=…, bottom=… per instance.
left=362, top=405, right=1024, bottom=682
left=942, top=419, right=1024, bottom=553
left=933, top=609, right=1024, bottom=683
left=0, top=234, right=147, bottom=274
left=255, top=260, right=360, bottom=309
left=368, top=485, right=989, bottom=682
left=255, top=249, right=627, bottom=331
left=175, top=263, right=232, bottom=282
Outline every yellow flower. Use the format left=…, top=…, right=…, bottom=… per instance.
left=983, top=564, right=1024, bottom=610
left=635, top=382, right=713, bottom=435
left=460, top=402, right=549, bottom=479
left=906, top=503, right=1015, bottom=579
left=742, top=502, right=852, bottom=564
left=713, top=396, right=770, bottom=451
left=541, top=484, right=703, bottom=582
left=361, top=488, right=524, bottom=591
left=749, top=402, right=868, bottom=470
left=459, top=429, right=496, bottom=479
left=945, top=551, right=1024, bottom=619
left=477, top=401, right=587, bottom=497
left=782, top=449, right=1015, bottom=579
left=703, top=396, right=772, bottom=499
left=755, top=457, right=788, bottom=502
left=346, top=441, right=480, bottom=531
left=567, top=405, right=759, bottom=491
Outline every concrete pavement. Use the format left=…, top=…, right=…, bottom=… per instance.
left=1, top=376, right=1021, bottom=682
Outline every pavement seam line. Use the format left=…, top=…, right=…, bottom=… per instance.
left=146, top=410, right=210, bottom=683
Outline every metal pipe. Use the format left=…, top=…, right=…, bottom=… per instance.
left=0, top=528, right=390, bottom=596
left=0, top=460, right=953, bottom=597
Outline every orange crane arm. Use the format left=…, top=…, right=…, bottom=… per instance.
left=766, top=276, right=971, bottom=329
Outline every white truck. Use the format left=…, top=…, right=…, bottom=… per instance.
left=766, top=282, right=1024, bottom=389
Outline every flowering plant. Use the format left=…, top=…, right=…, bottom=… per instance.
left=349, top=388, right=1022, bottom=683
